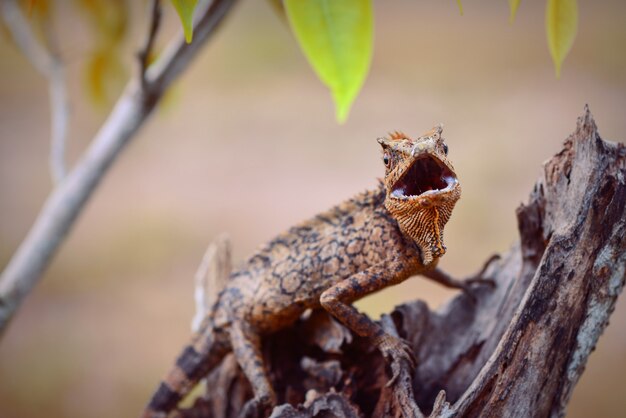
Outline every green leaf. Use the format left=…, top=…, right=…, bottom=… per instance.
left=284, top=0, right=373, bottom=123
left=170, top=0, right=198, bottom=43
left=546, top=0, right=578, bottom=78
left=456, top=0, right=463, bottom=16
left=508, top=0, right=521, bottom=23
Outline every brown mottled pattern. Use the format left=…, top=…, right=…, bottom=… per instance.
left=142, top=127, right=462, bottom=417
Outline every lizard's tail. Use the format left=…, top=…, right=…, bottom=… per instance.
left=141, top=323, right=230, bottom=417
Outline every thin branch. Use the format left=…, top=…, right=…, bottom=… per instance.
left=0, top=0, right=239, bottom=336
left=1, top=0, right=51, bottom=75
left=146, top=0, right=237, bottom=92
left=44, top=17, right=69, bottom=183
left=137, top=0, right=162, bottom=90
left=0, top=0, right=70, bottom=184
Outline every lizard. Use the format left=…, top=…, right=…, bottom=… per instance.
left=142, top=125, right=486, bottom=417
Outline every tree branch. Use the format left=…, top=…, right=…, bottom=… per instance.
left=137, top=0, right=162, bottom=90
left=0, top=0, right=239, bottom=336
left=0, top=0, right=69, bottom=183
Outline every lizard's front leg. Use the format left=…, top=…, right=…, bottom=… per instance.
left=320, top=258, right=418, bottom=384
left=229, top=323, right=276, bottom=418
left=422, top=258, right=497, bottom=301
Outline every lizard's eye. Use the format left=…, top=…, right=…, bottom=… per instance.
left=383, top=154, right=390, bottom=166
left=442, top=143, right=448, bottom=155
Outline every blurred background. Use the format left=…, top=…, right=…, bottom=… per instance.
left=1, top=1, right=625, bottom=417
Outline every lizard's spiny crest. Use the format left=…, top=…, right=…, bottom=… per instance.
left=388, top=131, right=408, bottom=141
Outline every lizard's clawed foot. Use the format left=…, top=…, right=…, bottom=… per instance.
left=466, top=254, right=500, bottom=287
left=375, top=333, right=417, bottom=387
left=459, top=278, right=495, bottom=304
left=460, top=254, right=500, bottom=302
left=238, top=393, right=275, bottom=418
left=464, top=277, right=496, bottom=288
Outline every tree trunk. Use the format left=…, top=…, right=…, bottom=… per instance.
left=179, top=107, right=626, bottom=418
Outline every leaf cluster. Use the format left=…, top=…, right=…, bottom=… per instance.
left=12, top=0, right=581, bottom=121
left=179, top=0, right=576, bottom=122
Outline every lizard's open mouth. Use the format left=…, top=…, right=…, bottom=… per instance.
left=391, top=155, right=457, bottom=199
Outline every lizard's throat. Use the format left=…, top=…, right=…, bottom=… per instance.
left=385, top=190, right=460, bottom=265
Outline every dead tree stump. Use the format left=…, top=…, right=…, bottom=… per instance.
left=179, top=107, right=626, bottom=418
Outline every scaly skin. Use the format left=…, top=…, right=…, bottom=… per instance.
left=143, top=126, right=467, bottom=417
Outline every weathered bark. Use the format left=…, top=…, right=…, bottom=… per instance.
left=179, top=107, right=626, bottom=418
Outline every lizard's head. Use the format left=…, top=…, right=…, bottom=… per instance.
left=378, top=125, right=461, bottom=265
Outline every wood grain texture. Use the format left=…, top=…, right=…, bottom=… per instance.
left=178, top=107, right=625, bottom=418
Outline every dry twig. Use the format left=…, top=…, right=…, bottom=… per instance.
left=0, top=0, right=69, bottom=183
left=137, top=0, right=162, bottom=90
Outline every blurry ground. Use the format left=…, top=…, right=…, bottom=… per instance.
left=0, top=1, right=625, bottom=417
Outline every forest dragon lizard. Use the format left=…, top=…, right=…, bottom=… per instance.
left=143, top=126, right=488, bottom=417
